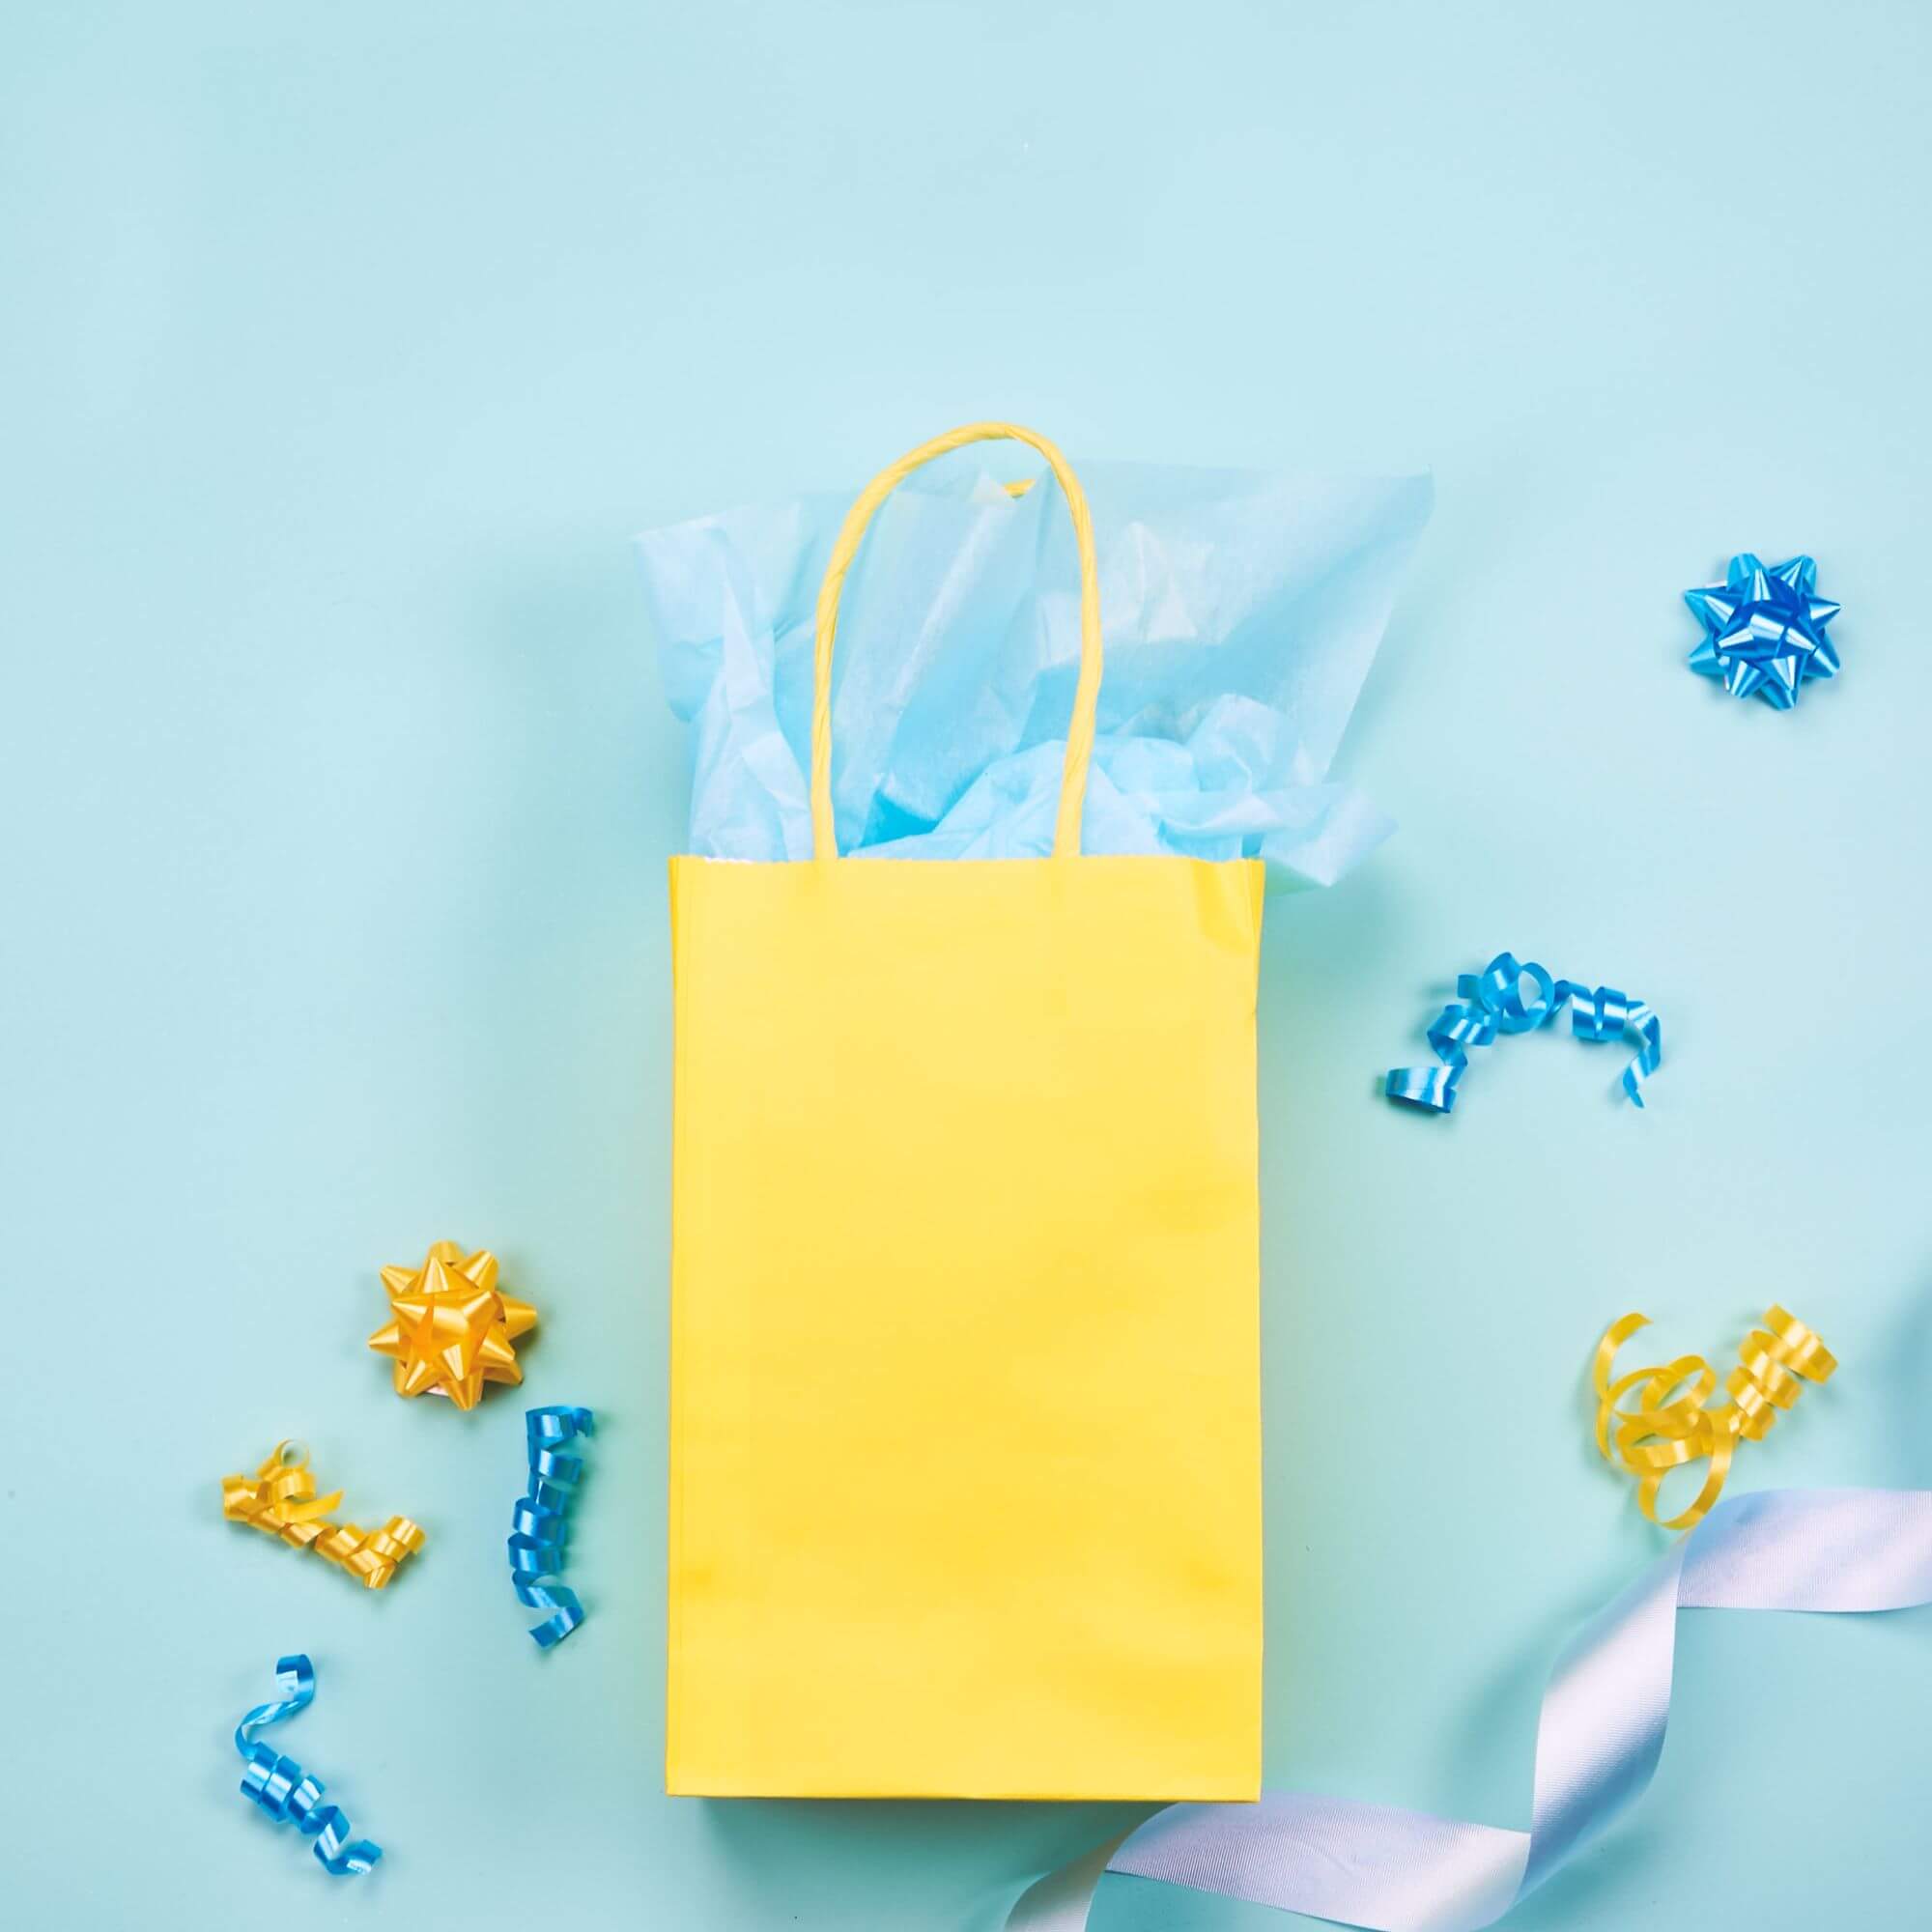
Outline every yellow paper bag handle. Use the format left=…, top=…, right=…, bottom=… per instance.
left=810, top=422, right=1104, bottom=863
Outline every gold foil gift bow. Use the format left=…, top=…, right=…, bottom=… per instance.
left=1592, top=1306, right=1836, bottom=1530
left=368, top=1240, right=536, bottom=1408
left=221, top=1440, right=426, bottom=1588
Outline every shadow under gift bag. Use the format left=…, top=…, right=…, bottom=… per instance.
left=666, top=423, right=1264, bottom=1801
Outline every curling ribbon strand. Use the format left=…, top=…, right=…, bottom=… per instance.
left=1008, top=1485, right=1932, bottom=1931
left=221, top=1441, right=425, bottom=1588
left=1594, top=1306, right=1836, bottom=1530
left=1385, top=952, right=1661, bottom=1113
left=234, top=1654, right=383, bottom=1877
left=509, top=1405, right=596, bottom=1648
left=220, top=1440, right=341, bottom=1549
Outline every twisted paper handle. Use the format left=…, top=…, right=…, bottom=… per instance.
left=810, top=422, right=1103, bottom=860
left=1593, top=1306, right=1836, bottom=1529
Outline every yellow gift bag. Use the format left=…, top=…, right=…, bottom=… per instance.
left=667, top=422, right=1264, bottom=1801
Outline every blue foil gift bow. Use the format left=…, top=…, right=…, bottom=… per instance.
left=234, top=1654, right=382, bottom=1876
left=1008, top=1485, right=1932, bottom=1930
left=1385, top=952, right=1661, bottom=1112
left=1684, top=552, right=1840, bottom=708
left=509, top=1405, right=596, bottom=1649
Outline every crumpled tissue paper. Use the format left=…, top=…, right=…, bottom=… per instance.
left=639, top=457, right=1430, bottom=889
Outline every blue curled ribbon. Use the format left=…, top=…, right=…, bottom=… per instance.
left=1385, top=952, right=1661, bottom=1112
left=1008, top=1485, right=1932, bottom=1931
left=234, top=1654, right=382, bottom=1877
left=509, top=1405, right=596, bottom=1649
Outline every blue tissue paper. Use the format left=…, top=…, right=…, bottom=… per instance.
left=639, top=456, right=1431, bottom=889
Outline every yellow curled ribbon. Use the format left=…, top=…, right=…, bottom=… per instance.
left=221, top=1441, right=426, bottom=1589
left=1592, top=1306, right=1836, bottom=1530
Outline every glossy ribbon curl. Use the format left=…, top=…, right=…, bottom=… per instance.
left=235, top=1654, right=383, bottom=1877
left=1594, top=1307, right=1836, bottom=1530
left=509, top=1406, right=596, bottom=1648
left=222, top=1441, right=425, bottom=1588
left=1008, top=1485, right=1932, bottom=1931
left=1385, top=952, right=1661, bottom=1113
left=1685, top=552, right=1840, bottom=708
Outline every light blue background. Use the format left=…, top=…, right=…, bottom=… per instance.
left=5, top=3, right=1929, bottom=1927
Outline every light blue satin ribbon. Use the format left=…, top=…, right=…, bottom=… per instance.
left=234, top=1654, right=382, bottom=1876
left=509, top=1404, right=596, bottom=1649
left=1007, top=1486, right=1932, bottom=1930
left=1385, top=952, right=1660, bottom=1112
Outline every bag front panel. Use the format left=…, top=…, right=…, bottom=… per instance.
left=667, top=853, right=1264, bottom=1800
